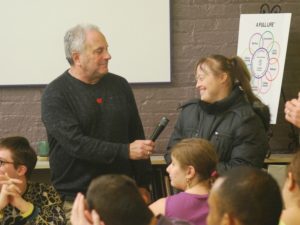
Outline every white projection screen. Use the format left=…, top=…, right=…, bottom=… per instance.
left=0, top=0, right=170, bottom=85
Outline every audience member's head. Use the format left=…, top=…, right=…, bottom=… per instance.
left=169, top=138, right=218, bottom=190
left=72, top=176, right=193, bottom=225
left=86, top=174, right=153, bottom=225
left=0, top=136, right=37, bottom=180
left=207, top=166, right=283, bottom=225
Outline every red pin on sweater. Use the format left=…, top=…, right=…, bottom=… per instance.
left=96, top=98, right=103, bottom=104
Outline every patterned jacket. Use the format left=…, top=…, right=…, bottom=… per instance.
left=0, top=182, right=66, bottom=225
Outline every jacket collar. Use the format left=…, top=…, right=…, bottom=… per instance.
left=199, top=85, right=244, bottom=114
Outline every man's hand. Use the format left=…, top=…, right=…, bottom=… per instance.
left=71, top=193, right=105, bottom=225
left=285, top=92, right=300, bottom=128
left=129, top=140, right=155, bottom=160
left=91, top=210, right=105, bottom=225
left=71, top=193, right=90, bottom=225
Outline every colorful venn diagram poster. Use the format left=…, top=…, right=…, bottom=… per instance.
left=237, top=13, right=292, bottom=124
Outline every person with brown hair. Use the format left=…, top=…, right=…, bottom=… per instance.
left=0, top=136, right=66, bottom=225
left=165, top=54, right=270, bottom=174
left=150, top=138, right=218, bottom=225
left=280, top=150, right=300, bottom=225
left=70, top=174, right=191, bottom=225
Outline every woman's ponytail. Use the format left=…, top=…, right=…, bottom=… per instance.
left=231, top=56, right=262, bottom=105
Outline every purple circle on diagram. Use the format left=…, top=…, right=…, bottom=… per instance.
left=251, top=48, right=270, bottom=79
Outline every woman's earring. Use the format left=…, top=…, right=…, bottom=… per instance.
left=186, top=178, right=191, bottom=189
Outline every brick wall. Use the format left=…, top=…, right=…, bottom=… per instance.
left=0, top=0, right=299, bottom=153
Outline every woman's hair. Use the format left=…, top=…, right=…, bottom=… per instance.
left=288, top=149, right=300, bottom=187
left=195, top=54, right=261, bottom=105
left=171, top=138, right=218, bottom=183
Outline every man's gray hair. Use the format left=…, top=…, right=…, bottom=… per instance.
left=64, top=24, right=101, bottom=65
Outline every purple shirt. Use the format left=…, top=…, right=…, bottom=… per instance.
left=165, top=192, right=209, bottom=225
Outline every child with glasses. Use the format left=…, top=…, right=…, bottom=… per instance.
left=0, top=136, right=66, bottom=225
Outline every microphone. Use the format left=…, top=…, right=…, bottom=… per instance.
left=150, top=117, right=169, bottom=141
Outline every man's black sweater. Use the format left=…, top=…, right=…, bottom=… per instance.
left=42, top=71, right=152, bottom=199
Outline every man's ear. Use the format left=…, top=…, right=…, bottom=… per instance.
left=220, top=213, right=230, bottom=225
left=287, top=172, right=296, bottom=191
left=16, top=165, right=27, bottom=177
left=221, top=213, right=239, bottom=225
left=138, top=187, right=151, bottom=205
left=72, top=52, right=81, bottom=66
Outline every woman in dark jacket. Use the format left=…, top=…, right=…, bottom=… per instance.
left=165, top=55, right=270, bottom=174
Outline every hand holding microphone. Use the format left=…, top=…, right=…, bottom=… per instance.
left=129, top=140, right=154, bottom=160
left=129, top=117, right=169, bottom=160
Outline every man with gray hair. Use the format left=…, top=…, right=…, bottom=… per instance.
left=41, top=24, right=154, bottom=224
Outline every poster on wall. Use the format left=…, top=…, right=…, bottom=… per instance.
left=237, top=13, right=292, bottom=124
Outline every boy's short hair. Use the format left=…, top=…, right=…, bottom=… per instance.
left=0, top=136, right=37, bottom=179
left=86, top=174, right=153, bottom=225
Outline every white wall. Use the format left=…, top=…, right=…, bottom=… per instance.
left=0, top=0, right=170, bottom=85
